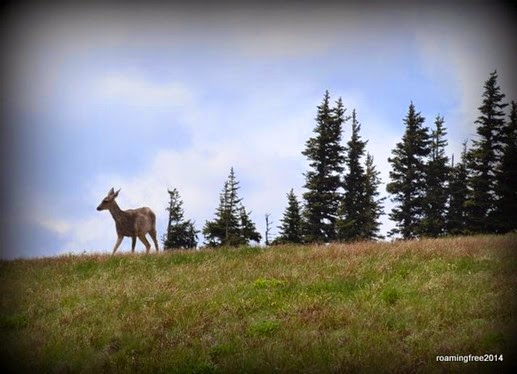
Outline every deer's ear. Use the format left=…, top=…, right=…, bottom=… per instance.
left=108, top=187, right=115, bottom=196
left=114, top=188, right=121, bottom=198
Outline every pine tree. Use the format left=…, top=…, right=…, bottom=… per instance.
left=203, top=168, right=241, bottom=246
left=465, top=71, right=508, bottom=233
left=162, top=188, right=198, bottom=250
left=203, top=168, right=260, bottom=247
left=387, top=102, right=431, bottom=239
left=447, top=142, right=469, bottom=235
left=362, top=153, right=385, bottom=240
left=302, top=91, right=346, bottom=242
left=275, top=189, right=304, bottom=244
left=421, top=115, right=449, bottom=237
left=336, top=109, right=367, bottom=241
left=238, top=205, right=262, bottom=245
left=495, top=101, right=517, bottom=232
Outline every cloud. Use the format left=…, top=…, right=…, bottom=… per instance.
left=34, top=216, right=71, bottom=236
left=63, top=215, right=118, bottom=254
left=76, top=127, right=311, bottom=251
left=24, top=64, right=421, bottom=253
left=51, top=84, right=399, bottom=253
left=413, top=6, right=517, bottom=141
left=8, top=1, right=516, bottom=257
left=97, top=72, right=194, bottom=108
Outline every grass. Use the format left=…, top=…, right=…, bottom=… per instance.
left=1, top=234, right=516, bottom=373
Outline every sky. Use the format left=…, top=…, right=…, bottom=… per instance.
left=1, top=1, right=516, bottom=259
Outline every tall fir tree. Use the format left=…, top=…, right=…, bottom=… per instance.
left=336, top=109, right=367, bottom=241
left=203, top=167, right=242, bottom=246
left=465, top=70, right=508, bottom=233
left=421, top=115, right=449, bottom=237
left=203, top=167, right=260, bottom=247
left=238, top=205, right=262, bottom=245
left=387, top=102, right=431, bottom=239
left=162, top=188, right=198, bottom=250
left=302, top=91, right=346, bottom=242
left=275, top=189, right=304, bottom=244
left=362, top=153, right=385, bottom=240
left=495, top=101, right=517, bottom=232
left=447, top=142, right=469, bottom=235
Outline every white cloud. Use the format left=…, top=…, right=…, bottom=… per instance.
left=97, top=72, right=194, bottom=108
left=53, top=85, right=400, bottom=252
left=34, top=216, right=71, bottom=236
left=52, top=80, right=323, bottom=251
left=78, top=132, right=310, bottom=251
left=62, top=215, right=115, bottom=254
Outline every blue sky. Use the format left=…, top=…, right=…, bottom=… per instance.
left=2, top=2, right=516, bottom=258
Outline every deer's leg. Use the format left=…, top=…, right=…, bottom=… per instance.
left=150, top=229, right=159, bottom=252
left=138, top=234, right=151, bottom=254
left=112, top=236, right=123, bottom=255
left=131, top=236, right=137, bottom=253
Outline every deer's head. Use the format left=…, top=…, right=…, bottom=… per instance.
left=97, top=188, right=121, bottom=211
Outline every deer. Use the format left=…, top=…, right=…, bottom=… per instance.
left=96, top=188, right=159, bottom=254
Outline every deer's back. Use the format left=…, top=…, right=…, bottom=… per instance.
left=117, top=207, right=156, bottom=236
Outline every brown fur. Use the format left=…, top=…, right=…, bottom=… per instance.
left=97, top=188, right=159, bottom=254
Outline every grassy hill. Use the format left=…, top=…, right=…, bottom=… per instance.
left=1, top=235, right=516, bottom=373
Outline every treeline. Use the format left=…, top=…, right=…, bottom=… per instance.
left=162, top=70, right=517, bottom=249
left=388, top=71, right=516, bottom=238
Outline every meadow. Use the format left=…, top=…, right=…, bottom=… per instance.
left=1, top=235, right=515, bottom=373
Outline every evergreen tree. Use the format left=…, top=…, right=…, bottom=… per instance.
left=387, top=102, right=431, bottom=239
left=203, top=168, right=260, bottom=247
left=465, top=71, right=508, bottom=233
left=421, top=115, right=449, bottom=237
left=203, top=168, right=241, bottom=246
left=238, top=205, right=262, bottom=245
left=336, top=109, right=367, bottom=241
left=162, top=188, right=198, bottom=250
left=302, top=91, right=346, bottom=242
left=447, top=142, right=469, bottom=235
left=495, top=101, right=517, bottom=232
left=362, top=153, right=385, bottom=240
left=275, top=189, right=304, bottom=244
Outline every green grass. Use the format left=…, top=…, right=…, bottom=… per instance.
left=1, top=235, right=516, bottom=373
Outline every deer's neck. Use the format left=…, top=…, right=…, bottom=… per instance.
left=108, top=201, right=125, bottom=222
